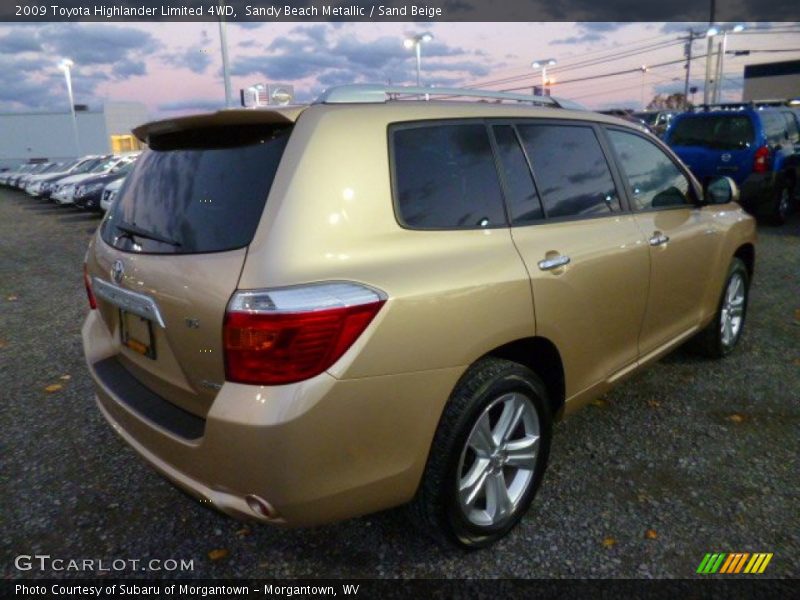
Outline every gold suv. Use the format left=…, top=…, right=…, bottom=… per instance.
left=83, top=85, right=756, bottom=548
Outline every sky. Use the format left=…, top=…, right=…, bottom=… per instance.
left=0, top=21, right=798, bottom=118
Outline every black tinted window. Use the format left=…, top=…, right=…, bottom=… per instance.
left=608, top=129, right=692, bottom=211
left=669, top=115, right=755, bottom=149
left=517, top=124, right=620, bottom=218
left=101, top=125, right=290, bottom=254
left=492, top=125, right=543, bottom=225
left=392, top=124, right=505, bottom=229
left=782, top=112, right=799, bottom=143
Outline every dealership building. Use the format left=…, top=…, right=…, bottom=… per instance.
left=742, top=59, right=800, bottom=101
left=0, top=101, right=149, bottom=169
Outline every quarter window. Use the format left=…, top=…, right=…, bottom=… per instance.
left=608, top=129, right=693, bottom=211
left=392, top=124, right=506, bottom=229
left=517, top=124, right=620, bottom=219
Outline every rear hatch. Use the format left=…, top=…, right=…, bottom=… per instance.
left=88, top=108, right=301, bottom=417
left=667, top=113, right=757, bottom=185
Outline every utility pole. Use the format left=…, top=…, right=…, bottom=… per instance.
left=703, top=0, right=716, bottom=105
left=683, top=30, right=696, bottom=109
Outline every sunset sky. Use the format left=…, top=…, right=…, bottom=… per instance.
left=1, top=21, right=798, bottom=118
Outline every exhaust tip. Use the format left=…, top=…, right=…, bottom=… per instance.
left=245, top=494, right=277, bottom=520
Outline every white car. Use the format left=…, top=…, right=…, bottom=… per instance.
left=99, top=176, right=125, bottom=212
left=52, top=156, right=125, bottom=205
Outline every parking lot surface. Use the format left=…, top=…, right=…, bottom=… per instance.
left=1, top=189, right=798, bottom=579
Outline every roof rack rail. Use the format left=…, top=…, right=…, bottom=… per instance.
left=692, top=99, right=798, bottom=112
left=315, top=84, right=583, bottom=110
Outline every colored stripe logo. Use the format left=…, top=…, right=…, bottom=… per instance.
left=697, top=553, right=773, bottom=574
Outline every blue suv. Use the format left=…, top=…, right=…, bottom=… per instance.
left=665, top=104, right=800, bottom=224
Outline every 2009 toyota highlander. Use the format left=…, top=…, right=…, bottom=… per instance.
left=83, top=84, right=756, bottom=548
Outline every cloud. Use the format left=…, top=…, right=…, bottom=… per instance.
left=162, top=47, right=213, bottom=74
left=40, top=23, right=160, bottom=66
left=112, top=59, right=146, bottom=79
left=0, top=29, right=42, bottom=53
left=552, top=33, right=604, bottom=45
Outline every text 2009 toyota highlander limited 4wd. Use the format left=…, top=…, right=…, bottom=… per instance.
left=83, top=85, right=756, bottom=548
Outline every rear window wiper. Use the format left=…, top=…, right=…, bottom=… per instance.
left=114, top=220, right=182, bottom=247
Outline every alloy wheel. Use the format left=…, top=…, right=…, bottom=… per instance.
left=456, top=392, right=540, bottom=528
left=720, top=272, right=746, bottom=348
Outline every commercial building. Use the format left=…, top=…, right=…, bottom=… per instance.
left=0, top=101, right=149, bottom=169
left=742, top=59, right=800, bottom=102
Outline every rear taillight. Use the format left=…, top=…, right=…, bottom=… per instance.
left=753, top=146, right=770, bottom=174
left=224, top=282, right=386, bottom=385
left=84, top=264, right=97, bottom=310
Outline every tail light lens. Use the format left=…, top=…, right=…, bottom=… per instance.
left=753, top=146, right=770, bottom=174
left=224, top=282, right=386, bottom=385
left=84, top=263, right=97, bottom=309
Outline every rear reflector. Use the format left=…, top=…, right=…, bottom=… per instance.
left=224, top=282, right=386, bottom=385
left=84, top=263, right=97, bottom=310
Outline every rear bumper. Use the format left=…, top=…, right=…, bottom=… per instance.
left=82, top=310, right=462, bottom=526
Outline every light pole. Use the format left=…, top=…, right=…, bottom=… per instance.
left=531, top=58, right=557, bottom=96
left=218, top=0, right=233, bottom=107
left=712, top=24, right=744, bottom=103
left=640, top=65, right=649, bottom=110
left=403, top=33, right=433, bottom=87
left=59, top=58, right=80, bottom=156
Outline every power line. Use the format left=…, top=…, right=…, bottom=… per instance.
left=463, top=33, right=683, bottom=90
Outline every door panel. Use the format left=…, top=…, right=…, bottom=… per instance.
left=633, top=209, right=721, bottom=353
left=512, top=217, right=650, bottom=398
left=604, top=127, right=721, bottom=354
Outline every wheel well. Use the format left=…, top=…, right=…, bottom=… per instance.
left=734, top=243, right=755, bottom=280
left=486, top=337, right=566, bottom=420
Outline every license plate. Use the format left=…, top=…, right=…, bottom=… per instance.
left=120, top=310, right=156, bottom=359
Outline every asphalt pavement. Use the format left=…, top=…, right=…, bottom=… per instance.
left=1, top=189, right=798, bottom=579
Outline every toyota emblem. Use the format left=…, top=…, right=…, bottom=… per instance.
left=721, top=153, right=731, bottom=163
left=111, top=260, right=125, bottom=284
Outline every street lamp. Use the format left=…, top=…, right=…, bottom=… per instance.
left=640, top=65, right=649, bottom=110
left=404, top=32, right=433, bottom=87
left=531, top=58, right=557, bottom=96
left=58, top=58, right=80, bottom=156
left=704, top=24, right=745, bottom=103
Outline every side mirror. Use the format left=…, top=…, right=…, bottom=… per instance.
left=705, top=176, right=740, bottom=205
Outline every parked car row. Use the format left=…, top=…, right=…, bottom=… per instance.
left=0, top=153, right=138, bottom=212
left=663, top=101, right=800, bottom=225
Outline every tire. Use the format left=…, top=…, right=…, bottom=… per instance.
left=689, top=258, right=749, bottom=358
left=408, top=357, right=552, bottom=549
left=768, top=179, right=793, bottom=225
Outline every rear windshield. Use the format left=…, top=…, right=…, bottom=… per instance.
left=669, top=115, right=755, bottom=150
left=101, top=124, right=290, bottom=255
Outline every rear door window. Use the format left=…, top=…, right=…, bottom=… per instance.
left=391, top=123, right=506, bottom=229
left=516, top=124, right=620, bottom=219
left=102, top=125, right=291, bottom=254
left=491, top=125, right=543, bottom=225
left=607, top=129, right=693, bottom=210
left=761, top=112, right=787, bottom=144
left=669, top=115, right=755, bottom=149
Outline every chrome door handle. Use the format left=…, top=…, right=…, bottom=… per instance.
left=538, top=255, right=571, bottom=271
left=649, top=232, right=670, bottom=247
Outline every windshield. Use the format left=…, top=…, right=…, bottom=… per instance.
left=89, top=158, right=119, bottom=173
left=102, top=124, right=291, bottom=255
left=72, top=158, right=104, bottom=174
left=669, top=115, right=755, bottom=150
left=634, top=112, right=659, bottom=126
